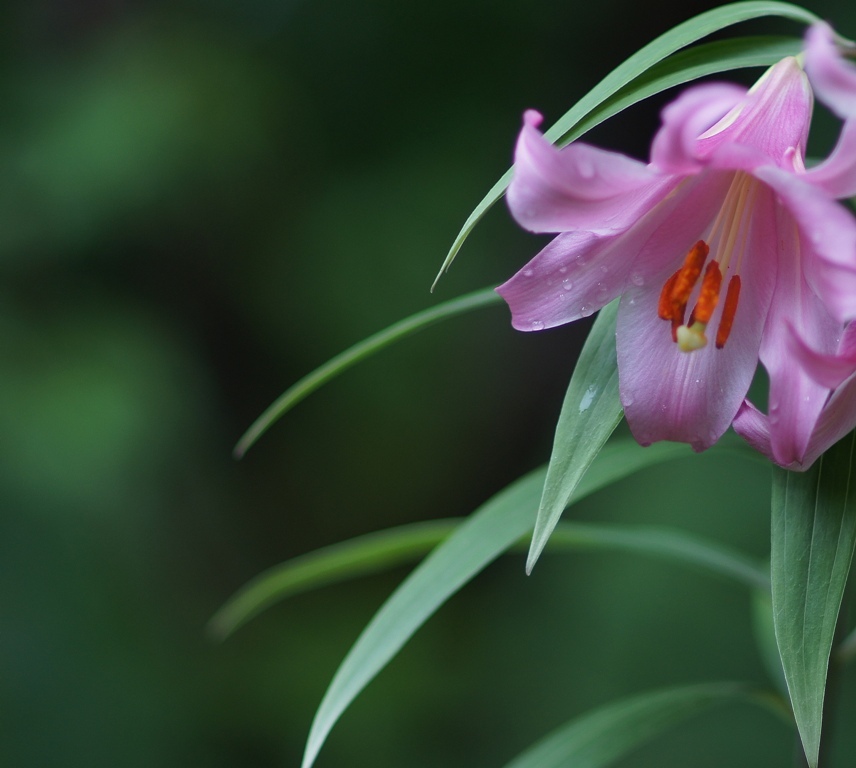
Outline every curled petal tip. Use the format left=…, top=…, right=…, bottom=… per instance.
left=522, top=109, right=543, bottom=128
left=804, top=20, right=856, bottom=120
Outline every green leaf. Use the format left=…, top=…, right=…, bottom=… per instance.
left=501, top=683, right=779, bottom=768
left=548, top=522, right=769, bottom=592
left=771, top=432, right=856, bottom=767
left=527, top=300, right=622, bottom=573
left=562, top=35, right=802, bottom=148
left=299, top=437, right=696, bottom=768
left=432, top=2, right=818, bottom=287
left=233, top=287, right=502, bottom=457
left=209, top=514, right=768, bottom=641
left=206, top=519, right=459, bottom=640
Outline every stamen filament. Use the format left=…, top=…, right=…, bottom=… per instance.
left=717, top=174, right=752, bottom=276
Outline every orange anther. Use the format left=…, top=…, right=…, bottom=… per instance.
left=715, top=275, right=741, bottom=349
left=658, top=270, right=680, bottom=321
left=691, top=260, right=723, bottom=324
left=669, top=240, right=709, bottom=309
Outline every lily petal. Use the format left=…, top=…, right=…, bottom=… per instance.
left=798, top=372, right=856, bottom=467
left=733, top=400, right=777, bottom=463
left=734, top=398, right=818, bottom=472
left=805, top=119, right=856, bottom=198
left=804, top=21, right=856, bottom=120
left=497, top=174, right=709, bottom=330
left=695, top=57, right=812, bottom=167
left=649, top=83, right=746, bottom=174
left=786, top=322, right=856, bottom=390
left=754, top=164, right=856, bottom=322
left=507, top=110, right=674, bottom=234
left=495, top=230, right=627, bottom=330
left=757, top=202, right=839, bottom=466
left=840, top=321, right=856, bottom=356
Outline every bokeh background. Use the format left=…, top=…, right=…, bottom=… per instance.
left=4, top=1, right=856, bottom=766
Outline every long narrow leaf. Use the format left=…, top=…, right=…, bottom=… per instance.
left=233, top=287, right=501, bottom=457
left=564, top=36, right=802, bottom=148
left=502, top=683, right=778, bottom=768
left=771, top=432, right=856, bottom=767
left=209, top=515, right=768, bottom=640
left=207, top=520, right=458, bottom=640
left=548, top=523, right=769, bottom=592
left=432, top=2, right=818, bottom=287
left=527, top=301, right=622, bottom=573
left=300, top=437, right=694, bottom=768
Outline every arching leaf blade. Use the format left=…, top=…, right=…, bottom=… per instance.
left=771, top=432, right=856, bottom=767
left=234, top=287, right=501, bottom=457
left=433, top=2, right=818, bottom=287
left=300, top=436, right=700, bottom=768
left=501, top=683, right=785, bottom=768
left=209, top=513, right=768, bottom=641
left=548, top=522, right=769, bottom=592
left=559, top=36, right=803, bottom=148
left=207, top=519, right=459, bottom=640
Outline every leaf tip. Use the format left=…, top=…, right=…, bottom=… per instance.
left=204, top=614, right=231, bottom=643
left=525, top=543, right=545, bottom=575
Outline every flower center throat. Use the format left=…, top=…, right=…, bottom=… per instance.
left=656, top=172, right=755, bottom=352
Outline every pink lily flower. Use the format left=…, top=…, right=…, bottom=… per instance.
left=731, top=23, right=856, bottom=469
left=497, top=33, right=856, bottom=460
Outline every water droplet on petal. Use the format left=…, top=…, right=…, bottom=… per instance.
left=530, top=319, right=544, bottom=331
left=562, top=279, right=574, bottom=291
left=559, top=266, right=567, bottom=274
left=769, top=400, right=780, bottom=424
left=523, top=268, right=534, bottom=278
left=630, top=273, right=645, bottom=286
left=600, top=265, right=609, bottom=274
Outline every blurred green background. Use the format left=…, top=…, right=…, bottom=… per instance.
left=4, top=1, right=856, bottom=766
